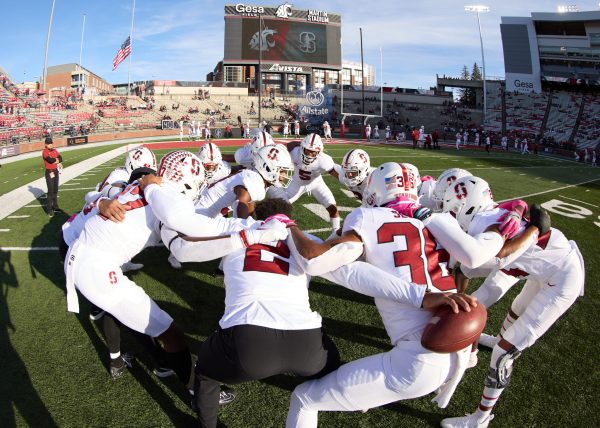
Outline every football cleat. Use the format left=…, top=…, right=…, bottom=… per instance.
left=153, top=366, right=175, bottom=378
left=478, top=333, right=499, bottom=349
left=89, top=306, right=105, bottom=321
left=219, top=387, right=236, bottom=405
left=168, top=254, right=182, bottom=269
left=110, top=352, right=134, bottom=379
left=121, top=262, right=144, bottom=273
left=441, top=413, right=494, bottom=428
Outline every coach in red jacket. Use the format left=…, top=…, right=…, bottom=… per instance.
left=42, top=137, right=63, bottom=217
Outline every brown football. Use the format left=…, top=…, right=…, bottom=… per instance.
left=421, top=304, right=487, bottom=353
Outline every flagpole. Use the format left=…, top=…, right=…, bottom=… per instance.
left=127, top=0, right=136, bottom=97
left=78, top=13, right=86, bottom=93
left=42, top=0, right=56, bottom=93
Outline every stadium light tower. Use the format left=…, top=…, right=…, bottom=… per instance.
left=465, top=5, right=489, bottom=123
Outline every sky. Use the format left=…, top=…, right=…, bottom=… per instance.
left=2, top=0, right=600, bottom=89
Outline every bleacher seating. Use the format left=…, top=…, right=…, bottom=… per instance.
left=505, top=91, right=549, bottom=135
left=544, top=91, right=582, bottom=143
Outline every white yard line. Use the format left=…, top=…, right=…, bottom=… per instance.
left=498, top=178, right=600, bottom=202
left=0, top=229, right=10, bottom=232
left=59, top=187, right=95, bottom=192
left=7, top=215, right=30, bottom=218
left=304, top=228, right=331, bottom=234
left=558, top=195, right=600, bottom=208
left=0, top=247, right=58, bottom=251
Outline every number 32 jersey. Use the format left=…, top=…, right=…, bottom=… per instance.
left=343, top=207, right=455, bottom=343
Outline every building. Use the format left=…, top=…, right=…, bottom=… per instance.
left=45, top=63, right=113, bottom=95
left=501, top=10, right=600, bottom=93
left=341, top=61, right=376, bottom=87
left=218, top=3, right=345, bottom=94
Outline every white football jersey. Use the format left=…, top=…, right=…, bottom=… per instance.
left=469, top=208, right=572, bottom=281
left=234, top=143, right=254, bottom=168
left=290, top=146, right=334, bottom=183
left=219, top=235, right=322, bottom=331
left=343, top=207, right=455, bottom=344
left=62, top=198, right=101, bottom=247
left=195, top=169, right=266, bottom=218
left=206, top=160, right=232, bottom=186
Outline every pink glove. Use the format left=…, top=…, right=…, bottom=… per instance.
left=497, top=199, right=528, bottom=239
left=386, top=199, right=420, bottom=218
left=421, top=175, right=435, bottom=182
left=263, top=213, right=297, bottom=227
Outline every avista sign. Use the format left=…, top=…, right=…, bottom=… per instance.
left=235, top=3, right=265, bottom=15
left=268, top=64, right=303, bottom=73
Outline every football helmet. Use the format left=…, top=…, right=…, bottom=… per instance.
left=125, top=146, right=157, bottom=175
left=432, top=168, right=472, bottom=212
left=340, top=149, right=371, bottom=187
left=250, top=131, right=274, bottom=155
left=197, top=142, right=223, bottom=180
left=157, top=150, right=206, bottom=201
left=300, top=133, right=324, bottom=165
left=253, top=144, right=294, bottom=188
left=400, top=162, right=421, bottom=190
left=363, top=162, right=419, bottom=207
left=443, top=175, right=495, bottom=232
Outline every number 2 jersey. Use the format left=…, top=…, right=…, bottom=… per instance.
left=219, top=236, right=322, bottom=331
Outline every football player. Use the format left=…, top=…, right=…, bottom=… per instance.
left=64, top=151, right=265, bottom=391
left=426, top=167, right=472, bottom=212
left=270, top=133, right=341, bottom=237
left=222, top=130, right=274, bottom=169
left=440, top=177, right=584, bottom=428
left=197, top=142, right=231, bottom=186
left=284, top=163, right=539, bottom=427
left=335, top=149, right=374, bottom=202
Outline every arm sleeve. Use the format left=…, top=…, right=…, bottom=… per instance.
left=84, top=190, right=101, bottom=205
left=289, top=236, right=365, bottom=276
left=161, top=225, right=244, bottom=263
left=320, top=261, right=426, bottom=306
left=44, top=156, right=56, bottom=164
left=144, top=183, right=253, bottom=237
left=423, top=213, right=504, bottom=269
left=58, top=154, right=63, bottom=162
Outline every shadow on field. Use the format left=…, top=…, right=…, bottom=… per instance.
left=0, top=250, right=58, bottom=427
left=28, top=212, right=111, bottom=374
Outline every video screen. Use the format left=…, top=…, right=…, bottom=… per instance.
left=225, top=17, right=341, bottom=67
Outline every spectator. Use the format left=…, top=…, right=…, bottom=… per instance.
left=42, top=138, right=62, bottom=217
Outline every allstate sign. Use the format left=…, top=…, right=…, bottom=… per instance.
left=306, top=90, right=324, bottom=106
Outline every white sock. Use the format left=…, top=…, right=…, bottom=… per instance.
left=110, top=352, right=121, bottom=360
left=500, top=313, right=517, bottom=337
left=330, top=216, right=341, bottom=231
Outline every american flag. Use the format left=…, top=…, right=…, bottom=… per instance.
left=112, top=36, right=131, bottom=70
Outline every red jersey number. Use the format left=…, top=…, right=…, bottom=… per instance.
left=376, top=222, right=455, bottom=291
left=243, top=241, right=290, bottom=276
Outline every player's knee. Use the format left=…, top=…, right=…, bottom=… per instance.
left=485, top=344, right=521, bottom=389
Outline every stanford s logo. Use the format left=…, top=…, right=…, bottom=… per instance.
left=267, top=147, right=279, bottom=160
left=299, top=32, right=316, bottom=53
left=306, top=90, right=324, bottom=106
left=275, top=3, right=293, bottom=18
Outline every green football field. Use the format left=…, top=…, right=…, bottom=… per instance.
left=1, top=141, right=599, bottom=427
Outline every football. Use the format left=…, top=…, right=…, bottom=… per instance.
left=421, top=303, right=487, bottom=353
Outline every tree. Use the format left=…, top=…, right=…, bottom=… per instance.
left=471, top=62, right=482, bottom=81
left=458, top=65, right=470, bottom=104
